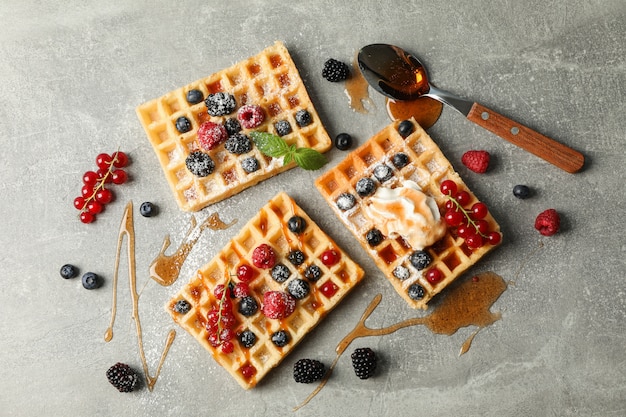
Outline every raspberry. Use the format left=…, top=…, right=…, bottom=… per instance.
left=351, top=347, right=377, bottom=379
left=322, top=58, right=350, bottom=82
left=534, top=208, right=560, bottom=236
left=197, top=121, right=228, bottom=151
left=205, top=92, right=236, bottom=116
left=293, top=359, right=326, bottom=383
left=106, top=363, right=138, bottom=392
left=237, top=104, right=265, bottom=129
left=261, top=291, right=296, bottom=319
left=461, top=150, right=490, bottom=173
left=251, top=244, right=276, bottom=269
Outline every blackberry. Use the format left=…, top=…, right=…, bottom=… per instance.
left=238, top=296, right=258, bottom=317
left=274, top=120, right=292, bottom=136
left=186, top=89, right=204, bottom=104
left=271, top=263, right=291, bottom=283
left=139, top=202, right=156, bottom=217
left=225, top=133, right=252, bottom=154
left=513, top=184, right=531, bottom=199
left=173, top=299, right=191, bottom=314
left=287, top=279, right=310, bottom=299
left=287, top=215, right=307, bottom=234
left=322, top=58, right=350, bottom=82
left=271, top=330, right=290, bottom=347
left=393, top=266, right=410, bottom=281
left=175, top=116, right=192, bottom=133
left=60, top=264, right=78, bottom=279
left=407, top=283, right=425, bottom=300
left=409, top=250, right=432, bottom=271
left=334, top=133, right=353, bottom=151
left=366, top=229, right=384, bottom=247
left=224, top=117, right=242, bottom=136
left=106, top=363, right=138, bottom=392
left=241, top=157, right=260, bottom=173
left=288, top=249, right=306, bottom=266
left=239, top=329, right=257, bottom=348
left=397, top=120, right=414, bottom=137
left=351, top=347, right=377, bottom=379
left=293, top=359, right=326, bottom=383
left=304, top=264, right=322, bottom=282
left=294, top=109, right=312, bottom=127
left=336, top=193, right=356, bottom=211
left=392, top=153, right=410, bottom=169
left=205, top=92, right=236, bottom=116
left=82, top=272, right=100, bottom=290
left=355, top=177, right=376, bottom=197
left=373, top=164, right=393, bottom=182
left=185, top=151, right=215, bottom=177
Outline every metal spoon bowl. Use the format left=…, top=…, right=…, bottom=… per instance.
left=358, top=44, right=584, bottom=173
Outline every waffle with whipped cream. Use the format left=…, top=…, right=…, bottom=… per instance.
left=315, top=119, right=500, bottom=309
left=136, top=41, right=332, bottom=211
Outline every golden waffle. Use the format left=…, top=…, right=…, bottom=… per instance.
left=315, top=119, right=500, bottom=309
left=136, top=41, right=332, bottom=212
left=166, top=192, right=364, bottom=389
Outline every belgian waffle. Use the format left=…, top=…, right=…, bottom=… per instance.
left=136, top=41, right=332, bottom=211
left=315, top=119, right=500, bottom=309
left=166, top=192, right=364, bottom=389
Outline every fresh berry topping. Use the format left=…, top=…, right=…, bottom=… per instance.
left=261, top=291, right=296, bottom=319
left=175, top=116, right=192, bottom=133
left=197, top=121, right=228, bottom=151
left=461, top=150, right=490, bottom=173
left=393, top=265, right=410, bottom=281
left=185, top=151, right=215, bottom=177
left=397, top=120, right=414, bottom=137
left=83, top=171, right=98, bottom=186
left=274, top=120, right=292, bottom=136
left=426, top=268, right=443, bottom=284
left=271, top=263, right=291, bottom=283
left=82, top=272, right=100, bottom=290
left=205, top=92, right=236, bottom=116
left=238, top=296, right=259, bottom=317
left=225, top=133, right=252, bottom=154
left=287, top=279, right=310, bottom=299
left=373, top=164, right=393, bottom=182
left=239, top=329, right=257, bottom=348
left=60, top=264, right=78, bottom=279
left=321, top=249, right=340, bottom=266
left=241, top=157, right=260, bottom=173
left=96, top=153, right=113, bottom=170
left=336, top=193, right=356, bottom=211
left=186, top=89, right=204, bottom=104
left=86, top=201, right=103, bottom=214
left=111, top=151, right=129, bottom=168
left=392, top=153, right=410, bottom=169
left=351, top=348, right=377, bottom=379
left=252, top=244, right=276, bottom=269
left=455, top=191, right=471, bottom=206
left=287, top=249, right=306, bottom=266
left=174, top=299, right=191, bottom=314
left=487, top=231, right=502, bottom=245
left=106, top=363, right=138, bottom=393
left=407, top=283, right=425, bottom=300
left=444, top=209, right=465, bottom=227
left=111, top=170, right=127, bottom=185
left=240, top=364, right=257, bottom=379
left=74, top=196, right=86, bottom=210
left=237, top=264, right=255, bottom=282
left=95, top=188, right=113, bottom=204
left=334, top=133, right=353, bottom=150
left=223, top=117, right=242, bottom=136
left=471, top=202, right=488, bottom=219
left=293, top=359, right=326, bottom=383
left=465, top=233, right=484, bottom=249
left=80, top=212, right=95, bottom=224
left=322, top=58, right=350, bottom=82
left=320, top=280, right=339, bottom=298
left=221, top=341, right=234, bottom=354
left=366, top=228, right=384, bottom=246
left=232, top=282, right=250, bottom=298
left=304, top=264, right=322, bottom=282
left=409, top=250, right=432, bottom=271
left=534, top=208, right=560, bottom=236
left=271, top=330, right=290, bottom=347
left=440, top=179, right=458, bottom=196
left=237, top=104, right=265, bottom=129
left=356, top=177, right=376, bottom=197
left=513, top=184, right=531, bottom=199
left=139, top=201, right=156, bottom=217
left=287, top=215, right=307, bottom=234
left=294, top=109, right=312, bottom=127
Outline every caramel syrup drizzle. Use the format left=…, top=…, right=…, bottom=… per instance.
left=345, top=54, right=375, bottom=114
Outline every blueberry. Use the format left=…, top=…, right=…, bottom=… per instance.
left=224, top=117, right=241, bottom=136
left=287, top=215, right=307, bottom=234
left=294, top=109, right=312, bottom=127
left=186, top=89, right=204, bottom=104
left=185, top=151, right=215, bottom=177
left=271, top=330, right=290, bottom=347
left=239, top=329, right=257, bottom=348
left=287, top=279, right=310, bottom=299
left=274, top=120, right=292, bottom=136
left=175, top=116, right=192, bottom=133
left=513, top=184, right=531, bottom=199
left=288, top=250, right=306, bottom=266
left=238, top=296, right=258, bottom=317
left=139, top=202, right=156, bottom=217
left=271, top=263, right=291, bottom=283
left=392, top=153, right=410, bottom=169
left=82, top=272, right=100, bottom=290
left=409, top=250, right=432, bottom=271
left=336, top=193, right=356, bottom=211
left=241, top=157, right=260, bottom=173
left=335, top=133, right=353, bottom=151
left=366, top=229, right=384, bottom=247
left=393, top=266, right=410, bottom=281
left=355, top=177, right=376, bottom=197
left=174, top=299, right=191, bottom=314
left=60, top=264, right=78, bottom=279
left=304, top=264, right=322, bottom=282
left=373, top=165, right=393, bottom=182
left=397, top=120, right=414, bottom=138
left=225, top=133, right=252, bottom=154
left=407, top=283, right=425, bottom=300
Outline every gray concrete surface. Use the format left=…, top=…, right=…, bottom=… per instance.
left=1, top=1, right=625, bottom=416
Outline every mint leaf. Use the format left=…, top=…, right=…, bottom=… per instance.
left=293, top=147, right=327, bottom=170
left=250, top=131, right=327, bottom=170
left=250, top=131, right=289, bottom=158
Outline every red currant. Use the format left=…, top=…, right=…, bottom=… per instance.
left=321, top=249, right=340, bottom=266
left=95, top=188, right=113, bottom=204
left=80, top=211, right=95, bottom=224
left=465, top=233, right=484, bottom=249
left=487, top=231, right=502, bottom=245
left=471, top=202, right=488, bottom=219
left=82, top=171, right=99, bottom=186
left=220, top=312, right=236, bottom=328
left=455, top=191, right=471, bottom=206
left=81, top=184, right=94, bottom=198
left=86, top=201, right=103, bottom=214
left=97, top=168, right=113, bottom=183
left=440, top=179, right=457, bottom=196
left=207, top=308, right=220, bottom=325
left=232, top=282, right=250, bottom=298
left=444, top=209, right=465, bottom=227
left=426, top=268, right=443, bottom=284
left=474, top=219, right=489, bottom=235
left=74, top=196, right=86, bottom=210
left=445, top=199, right=455, bottom=210
left=240, top=364, right=256, bottom=379
left=456, top=224, right=473, bottom=239
left=237, top=264, right=255, bottom=282
left=111, top=169, right=127, bottom=185
left=96, top=153, right=113, bottom=170
left=111, top=151, right=129, bottom=168
left=220, top=341, right=234, bottom=354
left=207, top=332, right=221, bottom=347
left=320, top=280, right=339, bottom=298
left=219, top=328, right=235, bottom=342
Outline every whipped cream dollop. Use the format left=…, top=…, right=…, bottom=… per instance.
left=362, top=180, right=446, bottom=250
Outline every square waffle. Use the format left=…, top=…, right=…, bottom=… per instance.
left=315, top=119, right=501, bottom=309
left=166, top=192, right=364, bottom=389
left=136, top=41, right=332, bottom=211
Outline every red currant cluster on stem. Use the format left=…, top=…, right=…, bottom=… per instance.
left=73, top=151, right=129, bottom=223
left=440, top=179, right=501, bottom=249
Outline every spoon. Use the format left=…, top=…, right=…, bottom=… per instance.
left=358, top=44, right=585, bottom=173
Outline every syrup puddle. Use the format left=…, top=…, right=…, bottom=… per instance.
left=345, top=54, right=374, bottom=113
left=294, top=272, right=507, bottom=411
left=150, top=212, right=236, bottom=286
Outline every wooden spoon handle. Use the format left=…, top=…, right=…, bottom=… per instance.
left=467, top=102, right=584, bottom=173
